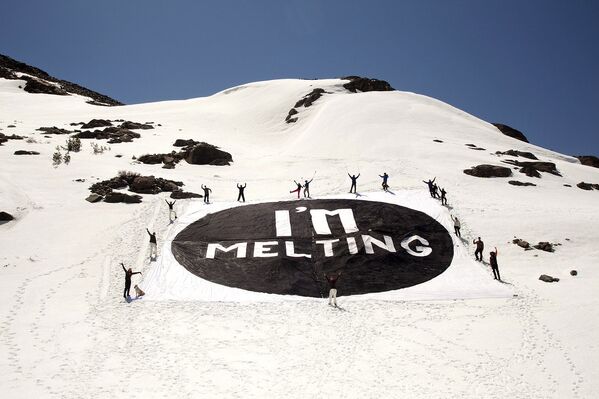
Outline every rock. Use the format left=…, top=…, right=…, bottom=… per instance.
left=81, top=119, right=112, bottom=129
left=463, top=164, right=512, bottom=178
left=342, top=76, right=394, bottom=93
left=162, top=163, right=175, bottom=169
left=294, top=88, right=326, bottom=108
left=137, top=154, right=165, bottom=164
left=564, top=184, right=572, bottom=187
left=89, top=177, right=128, bottom=196
left=509, top=180, right=536, bottom=187
left=129, top=176, right=161, bottom=194
left=119, top=121, right=154, bottom=130
left=502, top=160, right=561, bottom=177
left=512, top=238, right=530, bottom=249
left=85, top=193, right=103, bottom=203
left=577, top=182, right=595, bottom=191
left=74, top=178, right=86, bottom=182
left=539, top=274, right=559, bottom=283
left=576, top=155, right=599, bottom=169
left=173, top=139, right=199, bottom=147
left=285, top=108, right=299, bottom=123
left=103, top=192, right=142, bottom=204
left=14, top=150, right=40, bottom=155
left=433, top=139, right=443, bottom=143
left=0, top=133, right=25, bottom=145
left=170, top=191, right=202, bottom=199
left=22, top=76, right=69, bottom=96
left=36, top=126, right=72, bottom=135
left=286, top=117, right=298, bottom=123
left=534, top=242, right=554, bottom=252
left=0, top=211, right=15, bottom=221
left=570, top=270, right=578, bottom=276
left=496, top=150, right=538, bottom=160
left=184, top=143, right=232, bottom=166
left=492, top=123, right=529, bottom=143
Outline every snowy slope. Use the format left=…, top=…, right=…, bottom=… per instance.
left=1, top=76, right=598, bottom=398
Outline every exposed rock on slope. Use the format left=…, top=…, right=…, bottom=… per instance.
left=576, top=155, right=599, bottom=169
left=463, top=164, right=512, bottom=178
left=342, top=76, right=394, bottom=92
left=492, top=123, right=529, bottom=143
left=0, top=53, right=122, bottom=106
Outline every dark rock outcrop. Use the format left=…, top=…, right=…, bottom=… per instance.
left=129, top=176, right=183, bottom=194
left=570, top=270, right=578, bottom=276
left=534, top=242, right=555, bottom=252
left=576, top=182, right=599, bottom=191
left=173, top=139, right=199, bottom=147
left=120, top=121, right=154, bottom=130
left=89, top=177, right=129, bottom=196
left=0, top=53, right=122, bottom=106
left=463, top=165, right=512, bottom=178
left=73, top=127, right=140, bottom=143
left=184, top=143, right=232, bottom=166
left=502, top=160, right=561, bottom=178
left=0, top=211, right=15, bottom=221
left=294, top=88, right=325, bottom=108
left=493, top=123, right=529, bottom=143
left=85, top=194, right=103, bottom=203
left=342, top=76, right=394, bottom=93
left=81, top=119, right=112, bottom=129
left=104, top=192, right=142, bottom=204
left=36, top=126, right=72, bottom=135
left=496, top=150, right=538, bottom=160
left=576, top=155, right=599, bottom=169
left=509, top=180, right=536, bottom=187
left=0, top=133, right=25, bottom=145
left=512, top=238, right=530, bottom=249
left=539, top=274, right=559, bottom=283
left=14, top=150, right=40, bottom=155
left=170, top=191, right=202, bottom=199
left=22, top=76, right=69, bottom=96
left=137, top=152, right=184, bottom=168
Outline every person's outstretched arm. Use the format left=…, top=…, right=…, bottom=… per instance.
left=121, top=262, right=126, bottom=273
left=132, top=271, right=142, bottom=276
left=495, top=247, right=498, bottom=255
left=356, top=173, right=360, bottom=178
left=348, top=173, right=351, bottom=178
left=432, top=177, right=436, bottom=183
left=146, top=228, right=151, bottom=236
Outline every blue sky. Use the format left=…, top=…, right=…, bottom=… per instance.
left=1, top=0, right=598, bottom=155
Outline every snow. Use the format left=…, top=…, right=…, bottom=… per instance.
left=1, top=76, right=598, bottom=398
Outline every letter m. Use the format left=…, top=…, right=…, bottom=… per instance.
left=206, top=242, right=247, bottom=259
left=309, top=209, right=359, bottom=235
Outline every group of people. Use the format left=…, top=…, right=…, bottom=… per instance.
left=122, top=172, right=503, bottom=303
left=423, top=177, right=448, bottom=206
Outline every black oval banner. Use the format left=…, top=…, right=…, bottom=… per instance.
left=171, top=199, right=454, bottom=297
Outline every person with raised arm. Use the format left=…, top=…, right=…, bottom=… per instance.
left=451, top=215, right=461, bottom=237
left=325, top=271, right=342, bottom=307
left=290, top=180, right=302, bottom=199
left=146, top=228, right=157, bottom=260
left=165, top=199, right=177, bottom=221
left=201, top=184, right=212, bottom=204
left=348, top=173, right=360, bottom=194
left=237, top=183, right=246, bottom=202
left=489, top=247, right=501, bottom=280
left=121, top=262, right=142, bottom=299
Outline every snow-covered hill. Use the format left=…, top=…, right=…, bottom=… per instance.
left=1, top=69, right=598, bottom=398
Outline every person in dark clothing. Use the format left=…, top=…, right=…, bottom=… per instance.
left=423, top=177, right=436, bottom=198
left=474, top=237, right=484, bottom=261
left=121, top=262, right=141, bottom=299
left=237, top=183, right=246, bottom=202
left=146, top=228, right=157, bottom=259
left=379, top=172, right=389, bottom=191
left=348, top=173, right=360, bottom=194
left=440, top=187, right=447, bottom=205
left=290, top=180, right=302, bottom=199
left=324, top=271, right=342, bottom=307
left=451, top=215, right=461, bottom=237
left=201, top=184, right=212, bottom=204
left=165, top=199, right=177, bottom=221
left=432, top=183, right=440, bottom=199
left=489, top=247, right=501, bottom=280
left=303, top=178, right=313, bottom=198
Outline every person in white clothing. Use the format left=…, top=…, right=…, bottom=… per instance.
left=325, top=271, right=342, bottom=307
left=451, top=215, right=461, bottom=237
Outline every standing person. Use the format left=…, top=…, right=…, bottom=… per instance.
left=146, top=228, right=157, bottom=260
left=303, top=177, right=313, bottom=198
left=237, top=183, right=246, bottom=202
left=165, top=199, right=177, bottom=221
left=324, top=271, right=342, bottom=307
left=451, top=215, right=461, bottom=237
left=348, top=173, right=360, bottom=193
left=379, top=172, right=389, bottom=191
left=290, top=180, right=302, bottom=199
left=201, top=184, right=212, bottom=204
left=489, top=247, right=501, bottom=280
left=474, top=237, right=484, bottom=262
left=432, top=183, right=440, bottom=199
left=440, top=187, right=447, bottom=205
left=423, top=177, right=436, bottom=198
left=121, top=262, right=141, bottom=299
